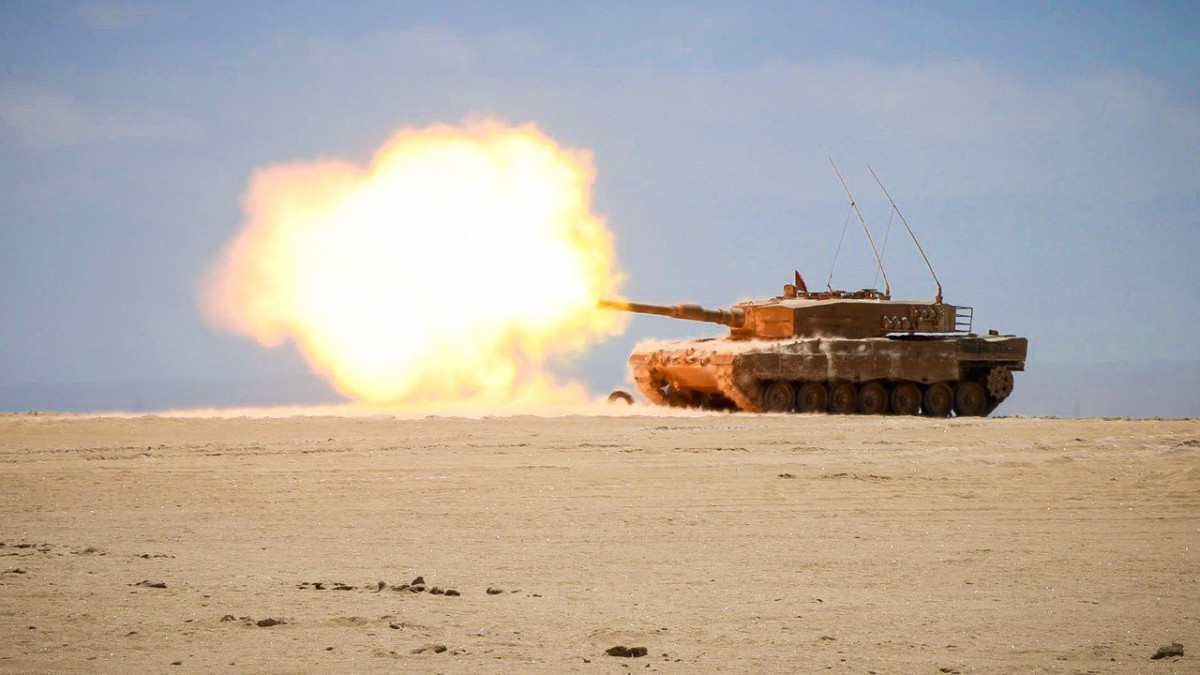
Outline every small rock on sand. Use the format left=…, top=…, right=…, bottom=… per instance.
left=1151, top=643, right=1184, bottom=660
left=256, top=618, right=283, bottom=627
left=444, top=589, right=460, bottom=596
left=411, top=576, right=425, bottom=586
left=136, top=580, right=167, bottom=588
left=606, top=646, right=648, bottom=658
left=411, top=643, right=448, bottom=655
left=486, top=586, right=503, bottom=595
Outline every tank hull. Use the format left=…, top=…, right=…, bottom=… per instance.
left=629, top=334, right=1027, bottom=416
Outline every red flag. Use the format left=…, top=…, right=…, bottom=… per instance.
left=794, top=270, right=809, bottom=294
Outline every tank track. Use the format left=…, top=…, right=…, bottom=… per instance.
left=631, top=359, right=1013, bottom=417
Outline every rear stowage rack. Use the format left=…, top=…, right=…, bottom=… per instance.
left=955, top=306, right=974, bottom=333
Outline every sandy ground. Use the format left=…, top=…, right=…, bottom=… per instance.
left=0, top=412, right=1196, bottom=674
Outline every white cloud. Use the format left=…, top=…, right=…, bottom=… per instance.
left=75, top=1, right=181, bottom=31
left=0, top=82, right=194, bottom=147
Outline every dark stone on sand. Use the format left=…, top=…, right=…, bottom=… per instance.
left=10, top=568, right=27, bottom=574
left=1151, top=643, right=1184, bottom=660
left=778, top=473, right=796, bottom=479
left=313, top=582, right=325, bottom=590
left=221, top=615, right=236, bottom=622
left=137, top=580, right=167, bottom=588
left=410, top=585, right=426, bottom=592
left=444, top=589, right=460, bottom=596
left=391, top=584, right=409, bottom=591
left=376, top=580, right=386, bottom=591
left=333, top=583, right=354, bottom=591
left=170, top=661, right=182, bottom=666
left=388, top=622, right=403, bottom=630
left=606, top=646, right=648, bottom=658
left=486, top=586, right=503, bottom=595
left=411, top=576, right=425, bottom=586
left=256, top=618, right=283, bottom=627
left=430, top=586, right=444, bottom=594
left=433, top=644, right=448, bottom=653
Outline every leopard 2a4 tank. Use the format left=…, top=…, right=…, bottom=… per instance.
left=599, top=283, right=1025, bottom=416
left=599, top=163, right=1028, bottom=416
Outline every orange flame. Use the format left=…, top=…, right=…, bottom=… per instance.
left=201, top=120, right=625, bottom=407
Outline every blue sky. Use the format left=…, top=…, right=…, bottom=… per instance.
left=1, top=1, right=1198, bottom=413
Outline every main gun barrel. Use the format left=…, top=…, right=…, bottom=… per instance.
left=598, top=299, right=745, bottom=328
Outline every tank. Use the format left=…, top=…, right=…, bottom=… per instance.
left=599, top=281, right=1027, bottom=416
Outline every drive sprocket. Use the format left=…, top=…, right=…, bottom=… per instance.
left=985, top=366, right=1014, bottom=400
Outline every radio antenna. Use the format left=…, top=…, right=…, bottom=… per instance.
left=867, top=163, right=942, bottom=303
left=830, top=157, right=889, bottom=298
left=826, top=202, right=854, bottom=292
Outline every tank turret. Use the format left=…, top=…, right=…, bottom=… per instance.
left=600, top=289, right=959, bottom=340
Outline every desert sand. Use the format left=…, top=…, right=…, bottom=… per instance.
left=0, top=411, right=1196, bottom=673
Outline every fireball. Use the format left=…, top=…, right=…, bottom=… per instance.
left=201, top=120, right=625, bottom=406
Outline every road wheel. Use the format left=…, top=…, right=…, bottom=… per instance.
left=954, top=381, right=987, bottom=417
left=829, top=382, right=857, bottom=414
left=890, top=383, right=922, bottom=416
left=858, top=381, right=888, bottom=415
left=761, top=380, right=795, bottom=413
left=796, top=382, right=828, bottom=414
left=923, top=382, right=953, bottom=417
